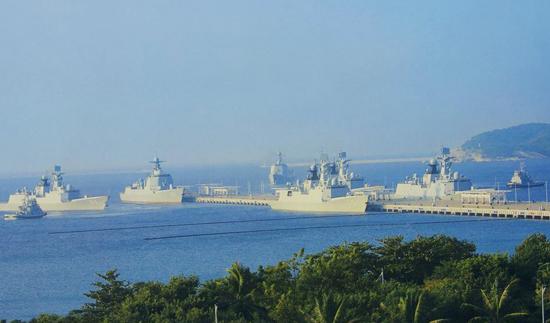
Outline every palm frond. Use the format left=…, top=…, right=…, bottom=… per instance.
left=498, top=278, right=519, bottom=312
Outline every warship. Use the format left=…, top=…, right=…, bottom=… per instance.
left=268, top=152, right=295, bottom=187
left=270, top=152, right=368, bottom=214
left=507, top=162, right=544, bottom=188
left=120, top=157, right=184, bottom=204
left=0, top=165, right=109, bottom=212
left=4, top=193, right=46, bottom=220
left=394, top=147, right=472, bottom=200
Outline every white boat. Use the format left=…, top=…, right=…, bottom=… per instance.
left=270, top=153, right=368, bottom=214
left=4, top=194, right=46, bottom=220
left=120, top=157, right=184, bottom=204
left=0, top=165, right=109, bottom=212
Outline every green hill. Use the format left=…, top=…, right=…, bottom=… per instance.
left=460, top=123, right=550, bottom=160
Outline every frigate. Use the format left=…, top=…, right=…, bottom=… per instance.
left=4, top=193, right=46, bottom=220
left=268, top=152, right=295, bottom=187
left=120, top=157, right=184, bottom=204
left=507, top=162, right=544, bottom=188
left=0, top=165, right=109, bottom=212
left=270, top=152, right=368, bottom=214
left=394, top=147, right=472, bottom=200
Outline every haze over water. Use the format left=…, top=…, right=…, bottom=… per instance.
left=1, top=159, right=550, bottom=320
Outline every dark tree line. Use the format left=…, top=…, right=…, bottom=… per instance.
left=6, top=233, right=550, bottom=323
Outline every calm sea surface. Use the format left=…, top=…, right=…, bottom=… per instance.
left=1, top=160, right=550, bottom=320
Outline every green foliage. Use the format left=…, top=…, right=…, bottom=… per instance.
left=306, top=292, right=360, bottom=323
left=376, top=235, right=476, bottom=284
left=297, top=242, right=377, bottom=295
left=79, top=269, right=131, bottom=321
left=462, top=278, right=528, bottom=322
left=512, top=233, right=550, bottom=287
left=18, top=234, right=550, bottom=323
left=432, top=254, right=513, bottom=304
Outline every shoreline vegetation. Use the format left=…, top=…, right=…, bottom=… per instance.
left=5, top=234, right=550, bottom=322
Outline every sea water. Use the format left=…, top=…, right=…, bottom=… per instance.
left=1, top=160, right=549, bottom=320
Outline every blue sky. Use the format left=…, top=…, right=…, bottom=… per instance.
left=1, top=1, right=549, bottom=173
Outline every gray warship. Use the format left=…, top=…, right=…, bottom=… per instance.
left=120, top=157, right=184, bottom=204
left=4, top=193, right=46, bottom=220
left=0, top=165, right=109, bottom=212
left=507, top=162, right=544, bottom=188
left=270, top=152, right=368, bottom=214
left=268, top=152, right=295, bottom=187
left=394, top=147, right=472, bottom=199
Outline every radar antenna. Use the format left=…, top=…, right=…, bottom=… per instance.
left=150, top=157, right=166, bottom=170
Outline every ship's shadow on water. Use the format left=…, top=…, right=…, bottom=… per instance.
left=1, top=159, right=550, bottom=320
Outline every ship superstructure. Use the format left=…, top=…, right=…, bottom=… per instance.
left=394, top=147, right=472, bottom=200
left=270, top=152, right=368, bottom=214
left=0, top=165, right=109, bottom=212
left=268, top=152, right=295, bottom=187
left=120, top=157, right=184, bottom=204
left=507, top=162, right=544, bottom=188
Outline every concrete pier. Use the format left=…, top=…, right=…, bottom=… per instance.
left=370, top=200, right=550, bottom=220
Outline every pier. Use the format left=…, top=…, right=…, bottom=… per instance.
left=370, top=200, right=550, bottom=220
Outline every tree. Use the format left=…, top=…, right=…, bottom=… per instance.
left=462, top=278, right=528, bottom=323
left=297, top=242, right=378, bottom=295
left=512, top=234, right=550, bottom=288
left=224, top=262, right=267, bottom=321
left=80, top=269, right=131, bottom=320
left=431, top=254, right=512, bottom=306
left=377, top=235, right=476, bottom=284
left=306, top=292, right=359, bottom=323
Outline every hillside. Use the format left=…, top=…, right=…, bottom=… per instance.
left=457, top=123, right=550, bottom=161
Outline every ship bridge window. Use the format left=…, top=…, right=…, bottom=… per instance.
left=287, top=191, right=292, bottom=197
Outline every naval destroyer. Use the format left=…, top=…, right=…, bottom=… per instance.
left=394, top=147, right=472, bottom=200
left=268, top=152, right=295, bottom=187
left=507, top=162, right=544, bottom=188
left=270, top=152, right=368, bottom=214
left=120, top=157, right=184, bottom=204
left=0, top=165, right=109, bottom=212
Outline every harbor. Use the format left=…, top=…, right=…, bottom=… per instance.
left=192, top=149, right=550, bottom=220
left=193, top=193, right=550, bottom=220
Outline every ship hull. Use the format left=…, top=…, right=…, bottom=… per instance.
left=0, top=195, right=109, bottom=212
left=120, top=187, right=184, bottom=204
left=4, top=213, right=45, bottom=220
left=270, top=195, right=368, bottom=214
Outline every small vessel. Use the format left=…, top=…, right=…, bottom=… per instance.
left=120, top=157, right=184, bottom=204
left=507, top=162, right=544, bottom=188
left=394, top=147, right=472, bottom=200
left=268, top=152, right=295, bottom=187
left=0, top=165, right=109, bottom=212
left=270, top=152, right=368, bottom=214
left=4, top=193, right=46, bottom=220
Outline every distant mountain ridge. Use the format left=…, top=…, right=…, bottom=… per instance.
left=454, top=123, right=550, bottom=161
